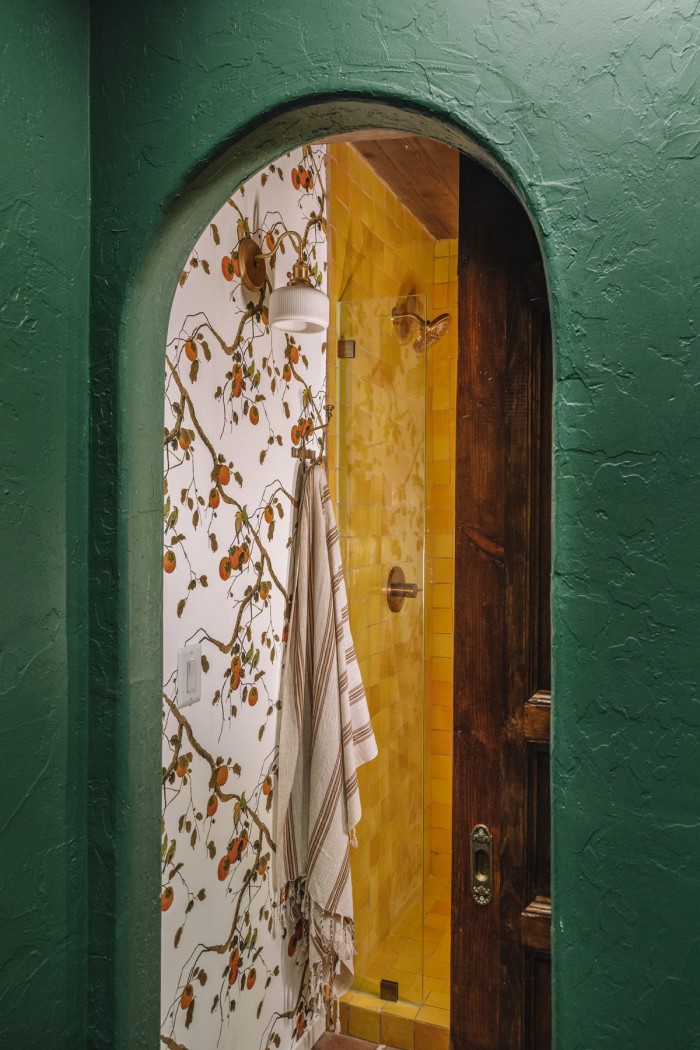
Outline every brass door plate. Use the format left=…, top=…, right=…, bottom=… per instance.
left=470, top=823, right=493, bottom=905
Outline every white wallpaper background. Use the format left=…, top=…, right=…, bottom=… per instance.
left=161, top=145, right=327, bottom=1050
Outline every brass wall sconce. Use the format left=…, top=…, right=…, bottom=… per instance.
left=238, top=231, right=329, bottom=335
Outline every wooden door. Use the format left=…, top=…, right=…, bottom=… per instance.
left=451, top=156, right=552, bottom=1050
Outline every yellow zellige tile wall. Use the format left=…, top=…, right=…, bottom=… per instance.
left=328, top=141, right=433, bottom=1002
left=326, top=141, right=456, bottom=1026
left=427, top=238, right=457, bottom=881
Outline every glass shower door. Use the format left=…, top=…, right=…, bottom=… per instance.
left=335, top=295, right=427, bottom=1005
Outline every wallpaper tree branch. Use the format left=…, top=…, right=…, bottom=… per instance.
left=162, top=144, right=328, bottom=1050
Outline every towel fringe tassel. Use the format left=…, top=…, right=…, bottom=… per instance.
left=277, top=876, right=356, bottom=1016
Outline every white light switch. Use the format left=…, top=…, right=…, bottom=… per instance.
left=178, top=643, right=202, bottom=708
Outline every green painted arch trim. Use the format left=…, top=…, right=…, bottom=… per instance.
left=114, top=96, right=555, bottom=1049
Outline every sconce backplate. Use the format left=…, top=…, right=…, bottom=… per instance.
left=239, top=236, right=267, bottom=292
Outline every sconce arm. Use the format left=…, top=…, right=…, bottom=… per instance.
left=238, top=229, right=316, bottom=293
left=256, top=228, right=305, bottom=263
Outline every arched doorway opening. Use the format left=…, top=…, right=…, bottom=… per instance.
left=117, top=98, right=554, bottom=1050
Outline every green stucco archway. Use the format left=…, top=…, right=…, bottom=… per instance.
left=82, top=6, right=700, bottom=1050
left=111, top=96, right=557, bottom=1047
left=5, top=5, right=699, bottom=1049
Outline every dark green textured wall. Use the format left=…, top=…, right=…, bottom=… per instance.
left=87, top=3, right=700, bottom=1046
left=4, top=0, right=700, bottom=1047
left=0, top=1, right=89, bottom=1046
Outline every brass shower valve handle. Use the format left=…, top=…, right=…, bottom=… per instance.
left=392, top=581, right=418, bottom=599
left=384, top=566, right=420, bottom=612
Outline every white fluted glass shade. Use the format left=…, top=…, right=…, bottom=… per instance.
left=268, top=283, right=329, bottom=334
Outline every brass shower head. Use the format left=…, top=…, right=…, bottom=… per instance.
left=391, top=308, right=452, bottom=352
left=422, top=313, right=451, bottom=351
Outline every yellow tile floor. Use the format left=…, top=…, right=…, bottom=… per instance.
left=339, top=874, right=451, bottom=1049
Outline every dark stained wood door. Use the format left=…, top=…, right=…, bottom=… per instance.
left=451, top=155, right=552, bottom=1050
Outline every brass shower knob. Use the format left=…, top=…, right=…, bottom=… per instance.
left=384, top=566, right=419, bottom=613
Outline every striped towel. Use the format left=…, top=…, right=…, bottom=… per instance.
left=274, top=463, right=377, bottom=1013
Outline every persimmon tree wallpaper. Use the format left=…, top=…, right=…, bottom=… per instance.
left=161, top=145, right=328, bottom=1050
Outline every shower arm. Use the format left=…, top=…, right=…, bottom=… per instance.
left=391, top=309, right=425, bottom=325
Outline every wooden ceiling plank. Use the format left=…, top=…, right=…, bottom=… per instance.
left=327, top=133, right=460, bottom=240
left=354, top=140, right=423, bottom=214
left=400, top=138, right=458, bottom=238
left=379, top=137, right=458, bottom=239
left=355, top=138, right=454, bottom=239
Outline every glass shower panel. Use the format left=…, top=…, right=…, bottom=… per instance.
left=336, top=295, right=427, bottom=1005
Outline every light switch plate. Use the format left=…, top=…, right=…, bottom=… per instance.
left=177, top=643, right=202, bottom=708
